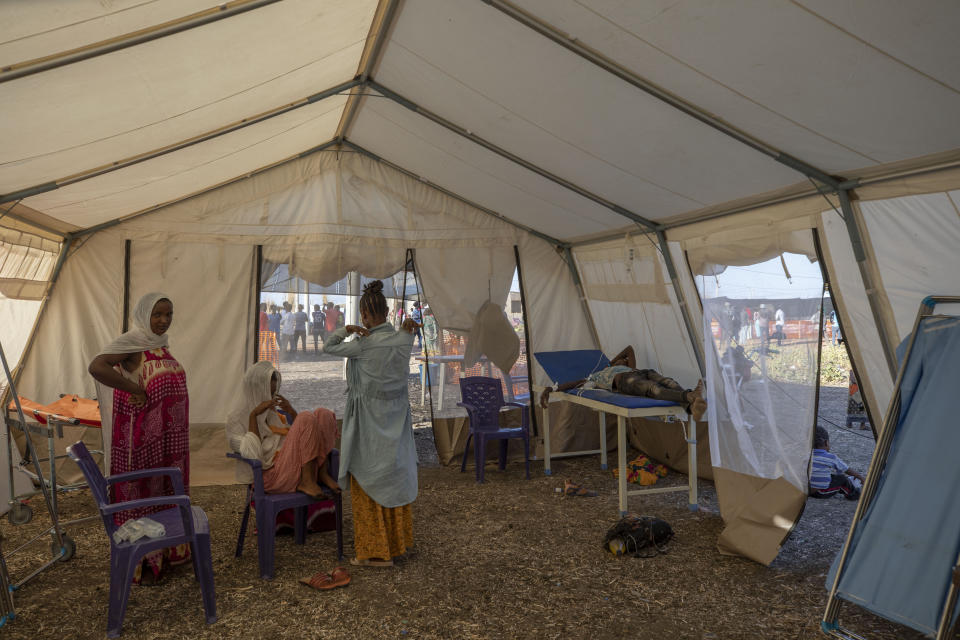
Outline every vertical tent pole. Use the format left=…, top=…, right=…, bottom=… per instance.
left=656, top=230, right=705, bottom=377
left=812, top=230, right=880, bottom=436
left=122, top=239, right=131, bottom=332
left=253, top=245, right=262, bottom=364
left=836, top=188, right=898, bottom=378
left=562, top=246, right=602, bottom=350
left=407, top=249, right=437, bottom=431
left=513, top=245, right=540, bottom=438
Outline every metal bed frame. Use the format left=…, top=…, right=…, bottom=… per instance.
left=536, top=385, right=698, bottom=516
left=0, top=338, right=80, bottom=613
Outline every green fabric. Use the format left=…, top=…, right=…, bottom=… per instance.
left=323, top=323, right=418, bottom=507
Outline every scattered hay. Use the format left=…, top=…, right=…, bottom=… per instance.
left=0, top=388, right=920, bottom=639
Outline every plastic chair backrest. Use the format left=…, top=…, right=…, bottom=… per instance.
left=66, top=441, right=116, bottom=535
left=460, top=376, right=506, bottom=432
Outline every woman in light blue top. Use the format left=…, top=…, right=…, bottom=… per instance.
left=323, top=280, right=419, bottom=566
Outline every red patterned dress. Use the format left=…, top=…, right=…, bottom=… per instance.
left=111, top=346, right=191, bottom=580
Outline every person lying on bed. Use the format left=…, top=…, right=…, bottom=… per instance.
left=538, top=345, right=706, bottom=420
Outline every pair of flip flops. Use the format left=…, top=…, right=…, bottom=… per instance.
left=299, top=566, right=350, bottom=590
left=564, top=480, right=598, bottom=497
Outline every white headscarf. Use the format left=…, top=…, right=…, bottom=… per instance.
left=98, top=292, right=172, bottom=355
left=225, top=361, right=284, bottom=477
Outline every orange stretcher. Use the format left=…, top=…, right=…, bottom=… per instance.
left=7, top=394, right=101, bottom=427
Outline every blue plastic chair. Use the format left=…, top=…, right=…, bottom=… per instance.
left=227, top=449, right=343, bottom=580
left=66, top=441, right=216, bottom=638
left=458, top=376, right=531, bottom=483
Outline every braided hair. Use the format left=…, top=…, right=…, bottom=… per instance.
left=360, top=280, right=388, bottom=324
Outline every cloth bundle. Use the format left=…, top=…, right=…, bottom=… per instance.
left=612, top=454, right=668, bottom=486
left=603, top=514, right=674, bottom=558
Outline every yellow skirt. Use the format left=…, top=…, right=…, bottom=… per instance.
left=350, top=476, right=413, bottom=561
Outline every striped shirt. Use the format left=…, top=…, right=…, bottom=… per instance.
left=586, top=365, right=633, bottom=391
left=810, top=449, right=848, bottom=490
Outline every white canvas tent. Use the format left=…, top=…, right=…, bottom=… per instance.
left=2, top=0, right=959, bottom=565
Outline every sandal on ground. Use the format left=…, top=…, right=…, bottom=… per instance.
left=564, top=480, right=597, bottom=497
left=299, top=567, right=350, bottom=590
left=350, top=557, right=394, bottom=567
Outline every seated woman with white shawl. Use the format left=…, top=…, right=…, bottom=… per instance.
left=225, top=361, right=339, bottom=498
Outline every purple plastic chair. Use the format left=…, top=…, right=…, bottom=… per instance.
left=227, top=449, right=343, bottom=580
left=66, top=441, right=216, bottom=638
left=458, top=376, right=531, bottom=483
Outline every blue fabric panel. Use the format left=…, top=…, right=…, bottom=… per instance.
left=564, top=388, right=678, bottom=409
left=533, top=350, right=610, bottom=384
left=827, top=317, right=960, bottom=635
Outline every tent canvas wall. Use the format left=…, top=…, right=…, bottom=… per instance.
left=2, top=0, right=960, bottom=563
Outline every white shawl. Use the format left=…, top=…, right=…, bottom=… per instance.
left=95, top=291, right=172, bottom=473
left=225, top=361, right=284, bottom=483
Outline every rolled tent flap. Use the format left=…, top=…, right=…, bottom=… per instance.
left=0, top=228, right=60, bottom=300
left=713, top=468, right=808, bottom=565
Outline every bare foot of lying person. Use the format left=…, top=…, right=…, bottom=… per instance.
left=686, top=381, right=707, bottom=421
left=691, top=397, right=707, bottom=421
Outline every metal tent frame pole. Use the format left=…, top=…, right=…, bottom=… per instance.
left=562, top=247, right=602, bottom=350
left=514, top=244, right=540, bottom=437
left=0, top=80, right=360, bottom=205
left=370, top=81, right=659, bottom=230
left=336, top=0, right=404, bottom=141
left=656, top=230, right=704, bottom=376
left=0, top=0, right=284, bottom=84
left=480, top=0, right=900, bottom=386
left=341, top=140, right=563, bottom=247
left=835, top=189, right=898, bottom=377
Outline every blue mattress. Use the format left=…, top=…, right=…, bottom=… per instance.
left=534, top=350, right=680, bottom=409
left=564, top=388, right=677, bottom=408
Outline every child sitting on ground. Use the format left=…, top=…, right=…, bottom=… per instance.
left=809, top=426, right=864, bottom=500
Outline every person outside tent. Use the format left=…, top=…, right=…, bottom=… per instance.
left=757, top=304, right=771, bottom=349
left=312, top=304, right=325, bottom=352
left=268, top=304, right=282, bottom=337
left=410, top=301, right=423, bottom=350
left=258, top=302, right=279, bottom=368
left=324, top=302, right=340, bottom=336
left=739, top=306, right=752, bottom=344
left=324, top=280, right=419, bottom=567
left=809, top=426, right=863, bottom=499
left=279, top=302, right=295, bottom=355
left=293, top=304, right=309, bottom=353
left=830, top=310, right=841, bottom=346
left=422, top=306, right=439, bottom=354
left=335, top=304, right=344, bottom=328
left=87, top=292, right=191, bottom=584
left=775, top=307, right=786, bottom=346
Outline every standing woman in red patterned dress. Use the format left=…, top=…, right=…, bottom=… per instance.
left=88, top=292, right=191, bottom=584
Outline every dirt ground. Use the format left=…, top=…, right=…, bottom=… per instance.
left=0, top=352, right=921, bottom=640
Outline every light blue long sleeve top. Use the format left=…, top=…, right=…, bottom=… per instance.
left=323, top=322, right=418, bottom=507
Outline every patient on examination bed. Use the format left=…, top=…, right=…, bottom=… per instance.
left=538, top=345, right=706, bottom=420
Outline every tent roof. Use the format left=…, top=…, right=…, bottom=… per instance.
left=2, top=0, right=959, bottom=242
